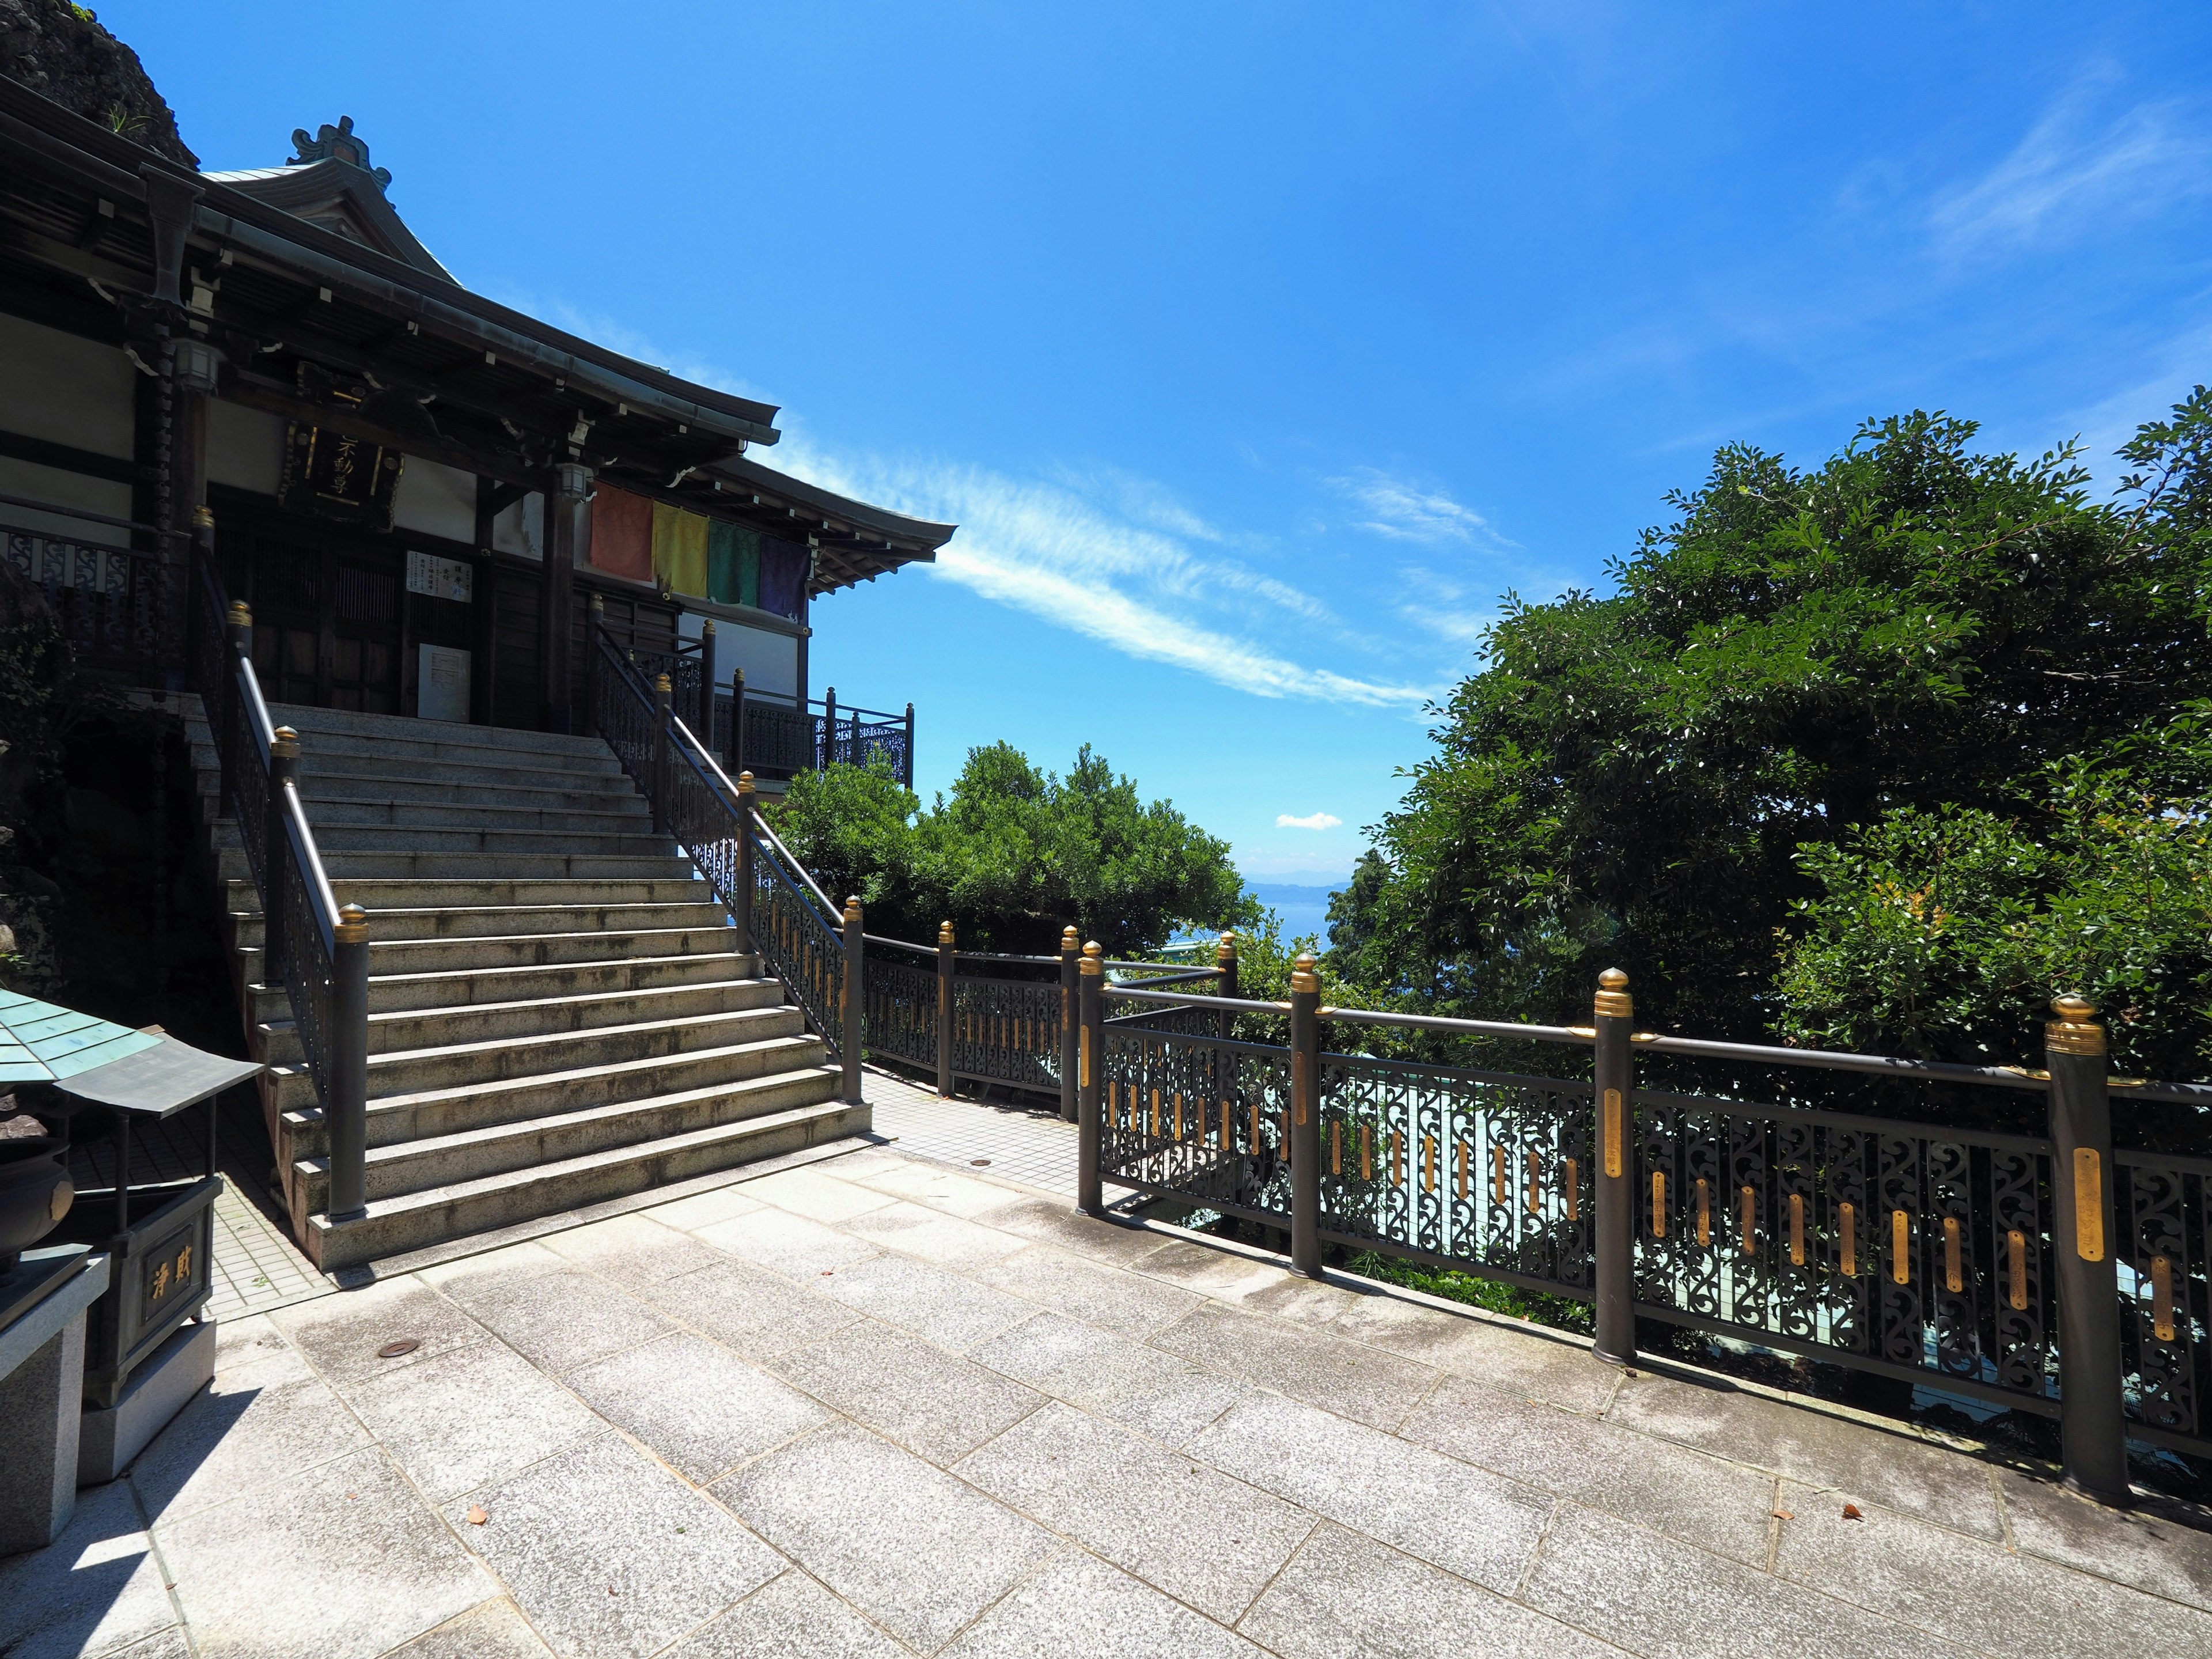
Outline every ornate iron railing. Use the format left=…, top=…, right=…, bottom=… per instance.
left=187, top=540, right=369, bottom=1223
left=1072, top=962, right=2212, bottom=1497
left=4, top=518, right=168, bottom=684
left=952, top=972, right=1063, bottom=1093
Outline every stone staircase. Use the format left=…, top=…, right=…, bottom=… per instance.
left=180, top=697, right=859, bottom=1272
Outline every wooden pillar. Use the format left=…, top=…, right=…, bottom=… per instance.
left=470, top=478, right=499, bottom=726
left=540, top=461, right=592, bottom=733
left=697, top=620, right=718, bottom=741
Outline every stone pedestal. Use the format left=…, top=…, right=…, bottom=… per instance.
left=0, top=1245, right=109, bottom=1556
left=77, top=1315, right=215, bottom=1486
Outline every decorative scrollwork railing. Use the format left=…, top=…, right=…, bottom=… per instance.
left=5, top=509, right=169, bottom=684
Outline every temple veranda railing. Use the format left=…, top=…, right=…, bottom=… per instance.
left=1062, top=952, right=2212, bottom=1504
left=186, top=527, right=370, bottom=1226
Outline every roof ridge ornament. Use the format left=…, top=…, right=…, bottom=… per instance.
left=287, top=115, right=391, bottom=190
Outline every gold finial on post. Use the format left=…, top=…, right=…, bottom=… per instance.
left=589, top=592, right=605, bottom=612
left=2047, top=994, right=2105, bottom=1057
left=1290, top=952, right=1319, bottom=995
left=191, top=504, right=214, bottom=529
left=939, top=920, right=955, bottom=947
left=226, top=600, right=251, bottom=627
left=654, top=673, right=672, bottom=695
left=335, top=903, right=369, bottom=944
left=1080, top=940, right=1103, bottom=976
left=1062, top=925, right=1081, bottom=950
left=1216, top=931, right=1237, bottom=967
left=1594, top=967, right=1632, bottom=1021
left=844, top=895, right=862, bottom=925
left=736, top=769, right=755, bottom=796
left=270, top=725, right=300, bottom=759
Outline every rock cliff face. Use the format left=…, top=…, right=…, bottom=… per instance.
left=0, top=0, right=195, bottom=166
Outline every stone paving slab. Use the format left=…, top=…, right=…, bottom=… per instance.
left=8, top=1125, right=2209, bottom=1659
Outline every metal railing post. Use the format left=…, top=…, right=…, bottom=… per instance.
left=582, top=594, right=603, bottom=737
left=1593, top=967, right=1638, bottom=1367
left=2047, top=994, right=2131, bottom=1505
left=729, top=668, right=747, bottom=774
left=842, top=896, right=866, bottom=1105
left=1215, top=932, right=1239, bottom=1039
left=263, top=728, right=298, bottom=982
left=1078, top=941, right=1104, bottom=1214
left=937, top=922, right=957, bottom=1099
left=824, top=686, right=838, bottom=768
left=902, top=702, right=915, bottom=787
left=220, top=601, right=251, bottom=812
left=327, top=903, right=370, bottom=1223
left=650, top=673, right=673, bottom=835
left=698, top=620, right=717, bottom=738
left=732, top=772, right=756, bottom=956
left=1288, top=953, right=1323, bottom=1277
left=1059, top=926, right=1080, bottom=1122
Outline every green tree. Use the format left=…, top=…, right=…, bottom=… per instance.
left=1331, top=403, right=2212, bottom=1049
left=775, top=742, right=1256, bottom=955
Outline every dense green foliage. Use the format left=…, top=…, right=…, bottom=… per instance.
left=774, top=742, right=1257, bottom=955
left=1328, top=397, right=2212, bottom=1075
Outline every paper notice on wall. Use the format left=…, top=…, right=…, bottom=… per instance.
left=406, top=550, right=474, bottom=603
left=418, top=643, right=470, bottom=723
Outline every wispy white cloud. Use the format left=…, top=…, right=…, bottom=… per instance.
left=1327, top=467, right=1513, bottom=548
left=1276, top=811, right=1343, bottom=830
left=772, top=430, right=1436, bottom=708
left=1930, top=75, right=2212, bottom=257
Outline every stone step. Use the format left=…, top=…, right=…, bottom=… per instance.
left=231, top=900, right=730, bottom=949
left=217, top=844, right=697, bottom=884
left=361, top=923, right=741, bottom=977
left=293, top=1055, right=842, bottom=1211
left=245, top=949, right=752, bottom=1025
left=207, top=815, right=673, bottom=857
left=301, top=1090, right=862, bottom=1271
left=292, top=796, right=653, bottom=835
left=267, top=1003, right=810, bottom=1113
left=189, top=738, right=633, bottom=794
left=359, top=976, right=783, bottom=1055
left=226, top=877, right=715, bottom=918
left=263, top=700, right=623, bottom=757
left=296, top=770, right=645, bottom=811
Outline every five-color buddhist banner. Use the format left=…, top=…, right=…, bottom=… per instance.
left=587, top=484, right=809, bottom=621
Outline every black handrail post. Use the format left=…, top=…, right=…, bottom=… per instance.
left=220, top=600, right=251, bottom=813
left=1077, top=941, right=1104, bottom=1214
left=1288, top=953, right=1323, bottom=1277
left=650, top=673, right=673, bottom=836
left=902, top=702, right=915, bottom=788
left=936, top=922, right=957, bottom=1099
left=2047, top=993, right=2131, bottom=1505
left=698, top=620, right=717, bottom=737
left=327, top=903, right=371, bottom=1223
left=842, top=896, right=866, bottom=1105
left=1593, top=967, right=1638, bottom=1368
left=582, top=594, right=603, bottom=737
left=729, top=668, right=747, bottom=774
left=1058, top=926, right=1080, bottom=1122
left=824, top=686, right=838, bottom=769
left=732, top=772, right=756, bottom=956
left=1215, top=932, right=1239, bottom=1037
left=263, top=727, right=298, bottom=983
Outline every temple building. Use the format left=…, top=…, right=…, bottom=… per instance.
left=0, top=91, right=948, bottom=781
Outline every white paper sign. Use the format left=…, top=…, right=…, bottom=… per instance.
left=418, top=643, right=471, bottom=723
left=406, top=550, right=474, bottom=603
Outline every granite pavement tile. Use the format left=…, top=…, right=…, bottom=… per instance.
left=1997, top=1471, right=2212, bottom=1613
left=971, top=1310, right=1244, bottom=1448
left=1154, top=1302, right=1438, bottom=1430
left=1402, top=1376, right=1776, bottom=1565
left=1774, top=1480, right=2212, bottom=1659
left=849, top=1160, right=1029, bottom=1218
left=436, top=1267, right=674, bottom=1377
left=770, top=1320, right=1042, bottom=1464
left=841, top=1200, right=1029, bottom=1269
left=717, top=1422, right=1056, bottom=1651
left=664, top=1570, right=906, bottom=1659
left=642, top=1184, right=767, bottom=1233
left=956, top=1401, right=1314, bottom=1623
left=272, top=1277, right=488, bottom=1391
left=1131, top=1238, right=1303, bottom=1304
left=969, top=1196, right=1175, bottom=1268
left=417, top=1239, right=568, bottom=1298
left=945, top=1549, right=1264, bottom=1659
left=211, top=1312, right=290, bottom=1372
left=129, top=1348, right=372, bottom=1525
left=385, top=1599, right=555, bottom=1658
left=814, top=1251, right=1035, bottom=1351
left=642, top=1258, right=861, bottom=1359
left=1317, top=1292, right=1622, bottom=1414
left=692, top=1207, right=880, bottom=1279
left=974, top=1242, right=1202, bottom=1339
left=1241, top=1522, right=1630, bottom=1659
left=156, top=1446, right=491, bottom=1659
left=101, top=1632, right=192, bottom=1659
left=1188, top=1394, right=1551, bottom=1592
left=564, top=1331, right=829, bottom=1483
left=541, top=1212, right=730, bottom=1287
left=446, top=1434, right=781, bottom=1659
left=1522, top=1502, right=1968, bottom=1659
left=1603, top=1374, right=2004, bottom=1539
left=739, top=1166, right=900, bottom=1225
left=0, top=1477, right=182, bottom=1659
left=341, top=1337, right=605, bottom=1501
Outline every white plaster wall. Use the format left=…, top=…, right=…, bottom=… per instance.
left=207, top=400, right=284, bottom=495
left=492, top=492, right=544, bottom=561
left=0, top=456, right=132, bottom=541
left=392, top=454, right=475, bottom=543
left=0, top=313, right=136, bottom=458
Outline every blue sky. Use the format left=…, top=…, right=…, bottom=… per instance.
left=115, top=2, right=2212, bottom=891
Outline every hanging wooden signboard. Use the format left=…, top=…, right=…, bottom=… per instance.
left=279, top=421, right=404, bottom=530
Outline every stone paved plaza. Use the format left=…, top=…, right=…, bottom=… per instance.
left=7, top=1137, right=2212, bottom=1659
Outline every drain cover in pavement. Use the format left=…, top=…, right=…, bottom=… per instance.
left=377, top=1339, right=421, bottom=1358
